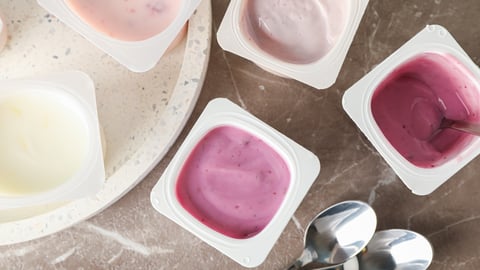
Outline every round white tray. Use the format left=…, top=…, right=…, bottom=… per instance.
left=0, top=0, right=211, bottom=245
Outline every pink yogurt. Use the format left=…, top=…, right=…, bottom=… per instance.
left=176, top=125, right=290, bottom=239
left=65, top=0, right=183, bottom=41
left=371, top=52, right=479, bottom=168
left=240, top=0, right=349, bottom=64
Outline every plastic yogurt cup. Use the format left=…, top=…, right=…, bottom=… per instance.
left=217, top=0, right=369, bottom=89
left=0, top=71, right=105, bottom=209
left=37, top=0, right=202, bottom=72
left=343, top=25, right=480, bottom=195
left=0, top=11, right=7, bottom=52
left=150, top=98, right=320, bottom=267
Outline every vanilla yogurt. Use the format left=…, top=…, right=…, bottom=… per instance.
left=0, top=93, right=89, bottom=196
left=0, top=71, right=105, bottom=210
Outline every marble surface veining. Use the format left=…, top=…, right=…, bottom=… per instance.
left=2, top=0, right=480, bottom=269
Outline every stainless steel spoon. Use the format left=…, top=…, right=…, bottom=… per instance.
left=287, top=201, right=377, bottom=270
left=409, top=99, right=480, bottom=139
left=325, top=229, right=433, bottom=270
left=438, top=118, right=480, bottom=136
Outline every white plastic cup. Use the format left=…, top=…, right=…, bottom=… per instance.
left=0, top=71, right=105, bottom=209
left=343, top=25, right=480, bottom=195
left=37, top=0, right=202, bottom=72
left=150, top=98, right=320, bottom=267
left=217, top=0, right=369, bottom=89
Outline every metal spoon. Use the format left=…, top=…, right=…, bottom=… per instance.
left=438, top=118, right=480, bottom=136
left=409, top=99, right=480, bottom=139
left=325, top=229, right=433, bottom=270
left=287, top=201, right=377, bottom=270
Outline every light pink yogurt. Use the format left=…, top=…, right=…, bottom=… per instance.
left=65, top=0, right=183, bottom=41
left=371, top=52, right=479, bottom=168
left=176, top=125, right=290, bottom=239
left=240, top=0, right=350, bottom=64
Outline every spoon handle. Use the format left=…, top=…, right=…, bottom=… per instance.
left=448, top=120, right=480, bottom=136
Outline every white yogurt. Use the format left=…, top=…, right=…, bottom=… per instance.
left=0, top=93, right=89, bottom=196
left=0, top=71, right=105, bottom=210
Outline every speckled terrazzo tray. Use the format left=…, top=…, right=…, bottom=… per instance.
left=0, top=0, right=211, bottom=245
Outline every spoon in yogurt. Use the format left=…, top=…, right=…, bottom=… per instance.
left=410, top=99, right=480, bottom=140
left=436, top=118, right=480, bottom=136
left=323, top=229, right=433, bottom=270
left=286, top=201, right=377, bottom=270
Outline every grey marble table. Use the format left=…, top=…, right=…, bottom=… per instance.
left=2, top=0, right=480, bottom=269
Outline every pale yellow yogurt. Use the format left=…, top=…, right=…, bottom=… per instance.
left=0, top=93, right=90, bottom=196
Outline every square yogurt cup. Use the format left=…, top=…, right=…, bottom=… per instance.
left=217, top=0, right=369, bottom=89
left=37, top=0, right=202, bottom=72
left=342, top=25, right=480, bottom=195
left=0, top=71, right=105, bottom=209
left=150, top=98, right=320, bottom=267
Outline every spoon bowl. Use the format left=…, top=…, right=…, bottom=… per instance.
left=358, top=229, right=433, bottom=270
left=287, top=200, right=377, bottom=270
left=324, top=229, right=433, bottom=270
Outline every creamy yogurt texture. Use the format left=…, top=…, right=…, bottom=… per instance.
left=65, top=0, right=183, bottom=41
left=240, top=0, right=350, bottom=64
left=0, top=93, right=90, bottom=196
left=176, top=125, right=290, bottom=239
left=371, top=52, right=479, bottom=168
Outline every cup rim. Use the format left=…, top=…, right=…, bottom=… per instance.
left=217, top=0, right=370, bottom=89
left=0, top=72, right=105, bottom=208
left=37, top=0, right=202, bottom=72
left=150, top=98, right=320, bottom=267
left=342, top=25, right=480, bottom=195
